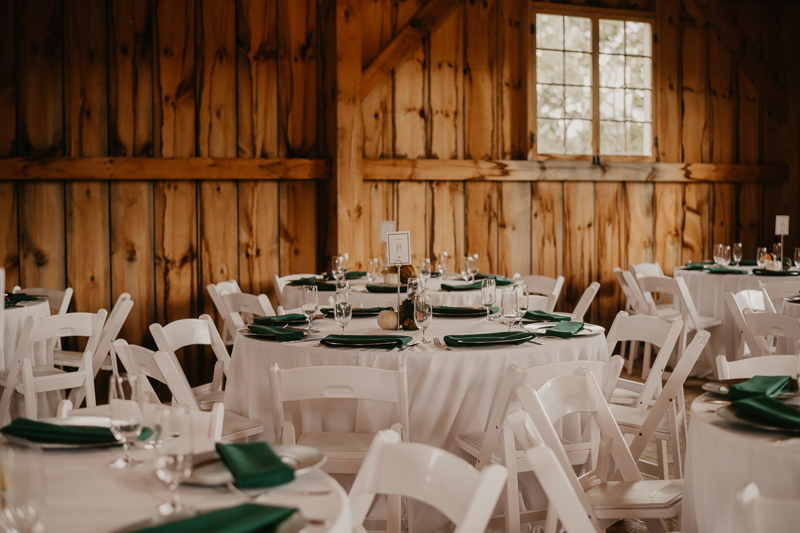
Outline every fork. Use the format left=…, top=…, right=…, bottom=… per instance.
left=433, top=338, right=451, bottom=351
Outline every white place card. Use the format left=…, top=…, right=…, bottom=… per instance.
left=776, top=215, right=790, bottom=236
left=387, top=231, right=411, bottom=266
left=379, top=220, right=396, bottom=243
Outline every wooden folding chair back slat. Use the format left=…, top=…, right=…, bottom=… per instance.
left=743, top=309, right=800, bottom=357
left=221, top=292, right=275, bottom=333
left=573, top=282, right=601, bottom=322
left=112, top=339, right=167, bottom=404
left=725, top=290, right=774, bottom=359
left=717, top=354, right=800, bottom=379
left=14, top=286, right=73, bottom=315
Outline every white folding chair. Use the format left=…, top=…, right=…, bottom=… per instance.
left=0, top=268, right=5, bottom=363
left=273, top=274, right=318, bottom=309
left=511, top=275, right=564, bottom=313
left=572, top=281, right=601, bottom=321
left=622, top=270, right=680, bottom=319
left=153, top=350, right=263, bottom=442
left=737, top=482, right=800, bottom=533
left=516, top=373, right=682, bottom=533
left=270, top=363, right=409, bottom=475
left=757, top=279, right=800, bottom=310
left=725, top=289, right=776, bottom=360
left=350, top=429, right=506, bottom=533
left=13, top=286, right=73, bottom=315
left=0, top=310, right=106, bottom=421
left=629, top=261, right=665, bottom=278
left=112, top=339, right=168, bottom=404
left=150, top=315, right=230, bottom=409
left=742, top=309, right=800, bottom=357
left=220, top=292, right=276, bottom=339
left=716, top=354, right=800, bottom=379
left=206, top=280, right=244, bottom=345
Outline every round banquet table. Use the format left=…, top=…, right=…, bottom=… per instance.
left=778, top=297, right=800, bottom=355
left=682, top=394, right=800, bottom=533
left=2, top=298, right=50, bottom=371
left=223, top=313, right=608, bottom=450
left=33, top=436, right=351, bottom=533
left=674, top=267, right=799, bottom=359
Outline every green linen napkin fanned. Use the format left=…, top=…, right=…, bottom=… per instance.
left=215, top=442, right=295, bottom=489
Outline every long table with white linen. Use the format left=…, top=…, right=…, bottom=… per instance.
left=683, top=394, right=800, bottom=533
left=2, top=298, right=49, bottom=370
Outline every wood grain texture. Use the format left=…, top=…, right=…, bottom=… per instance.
left=67, top=182, right=110, bottom=313
left=655, top=0, right=681, bottom=162
left=0, top=182, right=18, bottom=289
left=465, top=182, right=498, bottom=274
left=393, top=46, right=426, bottom=159
left=0, top=0, right=15, bottom=156
left=238, top=180, right=280, bottom=304
left=681, top=183, right=709, bottom=263
left=595, top=182, right=623, bottom=325
left=498, top=182, right=531, bottom=277
left=428, top=6, right=462, bottom=160
left=279, top=180, right=317, bottom=274
left=681, top=0, right=709, bottom=163
left=430, top=181, right=464, bottom=265
left=363, top=180, right=394, bottom=264
left=737, top=182, right=761, bottom=255
left=199, top=181, right=238, bottom=322
left=624, top=182, right=654, bottom=266
left=395, top=181, right=431, bottom=264
left=497, top=0, right=526, bottom=159
left=653, top=183, right=683, bottom=274
left=531, top=182, right=563, bottom=278
left=563, top=182, right=595, bottom=314
left=464, top=0, right=496, bottom=160
left=711, top=183, right=735, bottom=248
left=19, top=183, right=66, bottom=291
left=709, top=33, right=735, bottom=164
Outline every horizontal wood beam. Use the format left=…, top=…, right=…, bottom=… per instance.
left=360, top=0, right=461, bottom=100
left=362, top=159, right=789, bottom=183
left=0, top=157, right=330, bottom=180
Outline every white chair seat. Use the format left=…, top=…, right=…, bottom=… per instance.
left=221, top=411, right=264, bottom=441
left=696, top=315, right=722, bottom=329
left=456, top=431, right=485, bottom=455
left=610, top=404, right=671, bottom=438
left=0, top=366, right=67, bottom=382
left=196, top=390, right=225, bottom=409
left=655, top=306, right=681, bottom=320
left=586, top=480, right=683, bottom=515
left=53, top=349, right=113, bottom=371
left=610, top=388, right=639, bottom=405
left=298, top=431, right=376, bottom=454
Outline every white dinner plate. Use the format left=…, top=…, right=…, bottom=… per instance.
left=702, top=379, right=800, bottom=399
left=3, top=416, right=124, bottom=450
left=523, top=323, right=605, bottom=337
left=186, top=444, right=326, bottom=486
left=716, top=405, right=800, bottom=434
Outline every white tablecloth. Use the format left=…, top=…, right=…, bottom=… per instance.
left=683, top=394, right=800, bottom=533
left=2, top=298, right=50, bottom=371
left=778, top=298, right=800, bottom=355
left=33, top=438, right=351, bottom=533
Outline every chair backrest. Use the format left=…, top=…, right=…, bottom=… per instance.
left=757, top=280, right=800, bottom=309
left=619, top=270, right=651, bottom=315
left=743, top=309, right=800, bottom=357
left=14, top=286, right=73, bottom=315
left=14, top=310, right=107, bottom=368
left=273, top=274, right=318, bottom=307
left=613, top=267, right=636, bottom=313
left=89, top=293, right=134, bottom=376
left=716, top=354, right=800, bottom=380
left=629, top=261, right=665, bottom=278
left=150, top=314, right=231, bottom=383
left=112, top=339, right=166, bottom=403
left=221, top=292, right=276, bottom=333
left=206, top=280, right=244, bottom=344
left=0, top=268, right=4, bottom=361
left=637, top=275, right=703, bottom=329
left=350, top=430, right=507, bottom=533
left=725, top=291, right=773, bottom=359
left=152, top=350, right=202, bottom=410
left=572, top=281, right=601, bottom=321
left=270, top=363, right=410, bottom=443
left=512, top=275, right=564, bottom=312
left=737, top=482, right=800, bottom=533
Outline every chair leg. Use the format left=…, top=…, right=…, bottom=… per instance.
left=387, top=494, right=401, bottom=533
left=655, top=439, right=669, bottom=480
left=642, top=342, right=652, bottom=380
left=83, top=352, right=97, bottom=408
left=22, top=360, right=37, bottom=420
left=544, top=502, right=559, bottom=533
left=703, top=343, right=718, bottom=380
left=503, top=428, right=521, bottom=533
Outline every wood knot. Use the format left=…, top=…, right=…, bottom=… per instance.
left=410, top=18, right=421, bottom=29
left=34, top=250, right=48, bottom=266
left=127, top=249, right=137, bottom=262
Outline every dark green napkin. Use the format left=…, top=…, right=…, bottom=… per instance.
left=321, top=306, right=391, bottom=317
left=287, top=277, right=319, bottom=286
left=727, top=375, right=791, bottom=401
left=316, top=282, right=338, bottom=291
left=752, top=269, right=800, bottom=277
left=542, top=321, right=585, bottom=338
left=324, top=271, right=366, bottom=280
left=130, top=503, right=296, bottom=533
left=320, top=334, right=412, bottom=349
left=441, top=282, right=481, bottom=291
left=254, top=314, right=307, bottom=326
left=433, top=306, right=498, bottom=316
left=732, top=259, right=757, bottom=266
left=732, top=396, right=800, bottom=430
left=683, top=263, right=710, bottom=271
left=4, top=300, right=17, bottom=309
left=246, top=325, right=305, bottom=341
left=430, top=272, right=442, bottom=278
left=215, top=442, right=295, bottom=489
left=524, top=310, right=571, bottom=322
left=474, top=274, right=512, bottom=285
left=366, top=284, right=407, bottom=293
left=685, top=260, right=714, bottom=266
left=0, top=418, right=153, bottom=445
left=706, top=267, right=748, bottom=275
left=444, top=331, right=535, bottom=348
left=4, top=292, right=38, bottom=303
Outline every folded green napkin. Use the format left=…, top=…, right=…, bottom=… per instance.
left=4, top=300, right=17, bottom=309
left=727, top=375, right=791, bottom=401
left=321, top=306, right=391, bottom=317
left=474, top=274, right=513, bottom=286
left=524, top=310, right=571, bottom=322
left=216, top=442, right=295, bottom=489
left=320, top=334, right=412, bottom=349
left=706, top=267, right=748, bottom=275
left=543, top=321, right=585, bottom=338
left=325, top=271, right=366, bottom=280
left=752, top=269, right=800, bottom=277
left=444, top=331, right=535, bottom=348
left=433, top=306, right=498, bottom=316
left=430, top=272, right=442, bottom=278
left=246, top=325, right=305, bottom=341
left=683, top=263, right=710, bottom=271
left=4, top=292, right=38, bottom=303
left=440, top=282, right=481, bottom=291
left=254, top=314, right=307, bottom=326
left=732, top=395, right=800, bottom=430
left=0, top=418, right=153, bottom=445
left=316, top=282, right=338, bottom=291
left=130, top=503, right=296, bottom=533
left=366, top=284, right=407, bottom=293
left=732, top=259, right=757, bottom=266
left=287, top=277, right=319, bottom=286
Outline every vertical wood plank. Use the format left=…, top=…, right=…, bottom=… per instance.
left=498, top=0, right=526, bottom=159
left=711, top=183, right=736, bottom=248
left=624, top=182, right=654, bottom=266
left=653, top=183, right=683, bottom=275
left=393, top=48, right=427, bottom=158
left=431, top=181, right=464, bottom=265
left=363, top=181, right=394, bottom=264
left=67, top=182, right=111, bottom=313
left=498, top=182, right=531, bottom=277
left=531, top=182, right=563, bottom=279
left=199, top=181, right=238, bottom=321
left=709, top=37, right=735, bottom=164
left=279, top=181, right=317, bottom=274
left=238, top=181, right=280, bottom=303
left=396, top=182, right=431, bottom=264
left=19, top=183, right=66, bottom=291
left=429, top=6, right=462, bottom=160
left=655, top=0, right=681, bottom=162
left=465, top=182, right=498, bottom=274
left=464, top=0, right=496, bottom=160
left=681, top=183, right=709, bottom=263
left=761, top=5, right=784, bottom=239
left=361, top=0, right=392, bottom=159
left=0, top=183, right=18, bottom=289
left=563, top=182, right=595, bottom=314
left=595, top=182, right=623, bottom=327
left=737, top=183, right=761, bottom=256
left=0, top=0, right=15, bottom=155
left=681, top=1, right=709, bottom=163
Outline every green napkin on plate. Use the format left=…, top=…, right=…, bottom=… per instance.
left=4, top=292, right=38, bottom=303
left=440, top=282, right=481, bottom=291
left=444, top=331, right=535, bottom=348
left=433, top=306, right=498, bottom=316
left=430, top=272, right=442, bottom=278
left=474, top=274, right=513, bottom=286
left=752, top=269, right=800, bottom=277
left=215, top=442, right=295, bottom=489
left=706, top=267, right=748, bottom=275
left=246, top=325, right=305, bottom=341
left=324, top=271, right=366, bottom=280
left=732, top=395, right=800, bottom=430
left=683, top=263, right=710, bottom=271
left=732, top=259, right=757, bottom=266
left=254, top=314, right=307, bottom=326
left=524, top=310, right=571, bottom=322
left=287, top=277, right=319, bottom=286
left=315, top=282, right=337, bottom=291
left=321, top=307, right=391, bottom=317
left=727, top=375, right=791, bottom=401
left=130, top=503, right=296, bottom=533
left=0, top=418, right=153, bottom=445
left=542, top=321, right=585, bottom=338
left=366, top=284, right=407, bottom=293
left=320, top=334, right=412, bottom=349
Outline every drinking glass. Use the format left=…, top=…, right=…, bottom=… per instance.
left=732, top=242, right=743, bottom=264
left=420, top=258, right=432, bottom=283
left=468, top=255, right=480, bottom=280
left=773, top=242, right=783, bottom=261
left=500, top=290, right=518, bottom=332
left=155, top=406, right=194, bottom=516
left=461, top=256, right=471, bottom=281
left=756, top=247, right=768, bottom=267
left=302, top=285, right=319, bottom=333
left=0, top=444, right=47, bottom=533
left=437, top=252, right=449, bottom=276
left=480, top=279, right=496, bottom=321
left=367, top=258, right=380, bottom=283
left=331, top=256, right=344, bottom=281
left=109, top=374, right=144, bottom=469
left=795, top=247, right=800, bottom=268
left=713, top=244, right=724, bottom=267
left=336, top=279, right=351, bottom=294
left=334, top=292, right=352, bottom=334
left=341, top=253, right=350, bottom=274
left=413, top=294, right=433, bottom=343
left=514, top=283, right=530, bottom=328
left=721, top=245, right=731, bottom=267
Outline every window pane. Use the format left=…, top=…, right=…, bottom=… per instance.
left=537, top=50, right=563, bottom=84
left=537, top=14, right=563, bottom=50
left=626, top=21, right=651, bottom=57
left=599, top=54, right=624, bottom=88
left=625, top=56, right=651, bottom=89
left=538, top=119, right=565, bottom=154
left=566, top=120, right=592, bottom=154
left=564, top=16, right=591, bottom=52
left=626, top=122, right=653, bottom=156
left=599, top=20, right=624, bottom=54
left=565, top=86, right=591, bottom=119
left=538, top=84, right=564, bottom=119
left=625, top=89, right=652, bottom=122
left=600, top=88, right=625, bottom=120
left=564, top=52, right=592, bottom=86
left=600, top=121, right=626, bottom=155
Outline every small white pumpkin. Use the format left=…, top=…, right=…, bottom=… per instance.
left=377, top=309, right=398, bottom=330
left=384, top=272, right=399, bottom=285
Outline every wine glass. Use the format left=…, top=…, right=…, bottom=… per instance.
left=514, top=283, right=530, bottom=328
left=713, top=244, right=724, bottom=267
left=0, top=444, right=47, bottom=533
left=331, top=256, right=344, bottom=281
left=341, top=253, right=350, bottom=274
left=334, top=292, right=352, bottom=334
left=468, top=255, right=479, bottom=280
left=109, top=374, right=144, bottom=469
left=155, top=406, right=194, bottom=516
left=420, top=258, right=432, bottom=284
left=756, top=247, right=768, bottom=268
left=437, top=252, right=448, bottom=276
left=721, top=245, right=731, bottom=267
left=795, top=247, right=800, bottom=268
left=367, top=258, right=380, bottom=283
left=500, top=290, right=517, bottom=332
left=480, top=279, right=496, bottom=321
left=336, top=279, right=351, bottom=294
left=732, top=243, right=743, bottom=265
left=302, top=285, right=319, bottom=333
left=461, top=256, right=471, bottom=281
left=413, top=293, right=433, bottom=344
left=773, top=242, right=783, bottom=261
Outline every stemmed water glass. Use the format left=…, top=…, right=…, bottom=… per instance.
left=480, top=279, right=496, bottom=321
left=795, top=247, right=800, bottom=268
left=336, top=279, right=351, bottom=294
left=414, top=293, right=433, bottom=344
left=0, top=444, right=47, bottom=533
left=437, top=252, right=448, bottom=276
left=420, top=258, right=432, bottom=284
left=367, top=258, right=380, bottom=283
left=334, top=292, right=352, bottom=334
left=155, top=406, right=194, bottom=516
left=109, top=374, right=144, bottom=469
left=773, top=242, right=784, bottom=261
left=500, top=290, right=517, bottom=332
left=713, top=244, right=730, bottom=267
left=331, top=257, right=344, bottom=281
left=756, top=247, right=768, bottom=267
left=341, top=253, right=350, bottom=274
left=732, top=243, right=743, bottom=265
left=302, top=285, right=319, bottom=333
left=461, top=256, right=471, bottom=282
left=514, top=284, right=529, bottom=329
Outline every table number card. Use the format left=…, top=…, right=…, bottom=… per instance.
left=379, top=221, right=396, bottom=243
left=387, top=231, right=411, bottom=266
left=776, top=215, right=790, bottom=236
